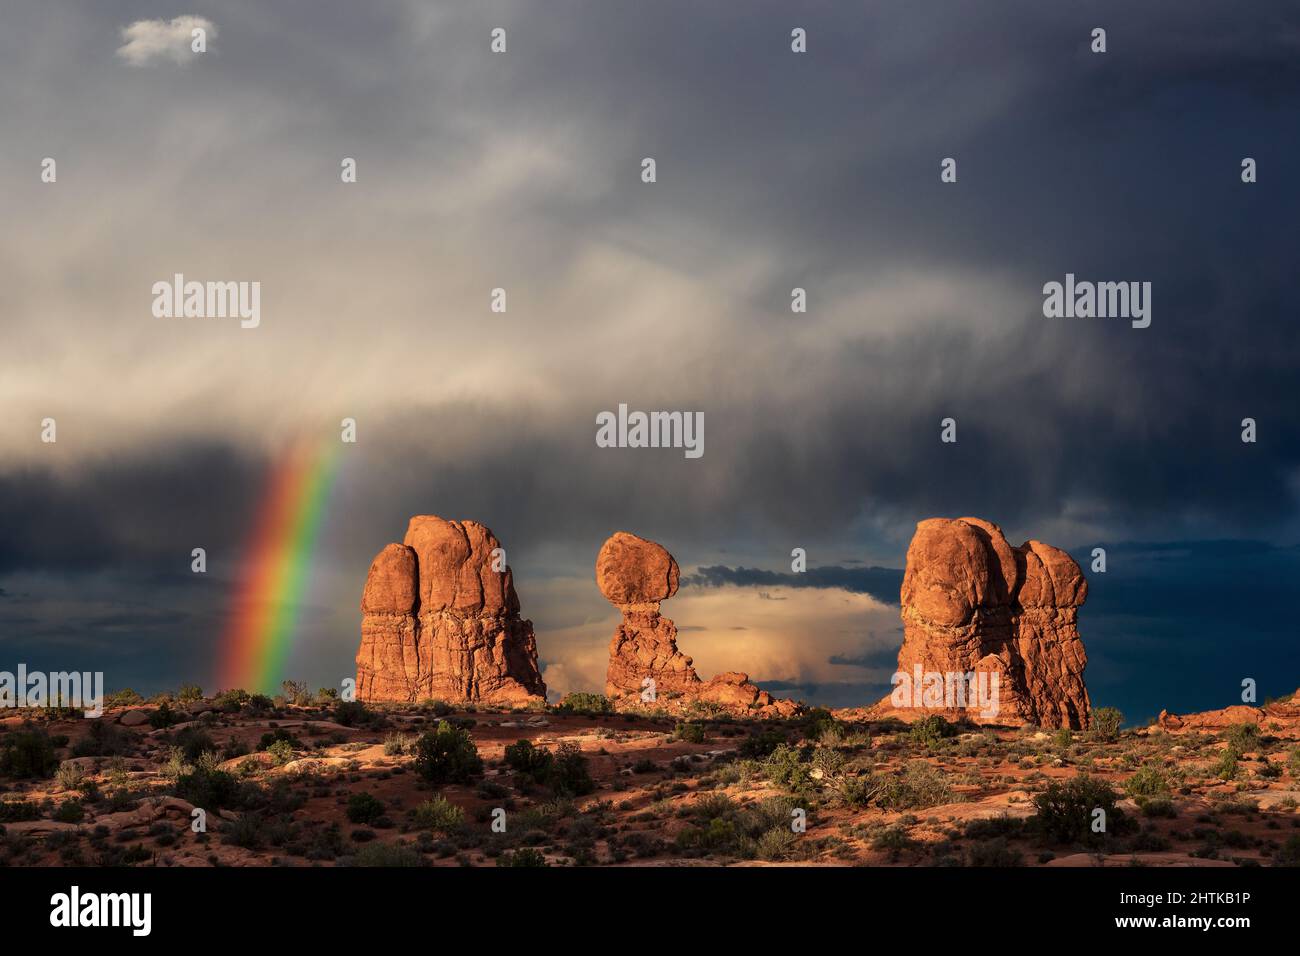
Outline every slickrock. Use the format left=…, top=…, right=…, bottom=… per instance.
left=356, top=516, right=546, bottom=705
left=599, top=532, right=798, bottom=717
left=879, top=517, right=1091, bottom=729
left=1158, top=689, right=1300, bottom=733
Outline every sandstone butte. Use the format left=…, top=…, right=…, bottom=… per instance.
left=597, top=531, right=799, bottom=717
left=869, top=516, right=1092, bottom=730
left=355, top=516, right=546, bottom=705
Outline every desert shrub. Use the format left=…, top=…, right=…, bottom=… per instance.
left=909, top=715, right=958, bottom=748
left=222, top=814, right=263, bottom=849
left=412, top=796, right=464, bottom=832
left=505, top=739, right=554, bottom=780
left=104, top=689, right=144, bottom=709
left=72, top=720, right=130, bottom=759
left=557, top=693, right=612, bottom=715
left=346, top=792, right=386, bottom=824
left=967, top=837, right=1023, bottom=866
left=755, top=826, right=799, bottom=861
left=674, top=722, right=707, bottom=744
left=174, top=767, right=241, bottom=811
left=499, top=848, right=548, bottom=867
left=176, top=684, right=203, bottom=704
left=383, top=733, right=412, bottom=756
left=1125, top=766, right=1171, bottom=805
left=0, top=800, right=40, bottom=822
left=1053, top=728, right=1073, bottom=749
left=280, top=680, right=311, bottom=705
left=55, top=761, right=87, bottom=791
left=1089, top=707, right=1124, bottom=743
left=412, top=721, right=482, bottom=784
left=738, top=729, right=786, bottom=759
left=875, top=762, right=953, bottom=810
left=266, top=740, right=295, bottom=766
left=801, top=708, right=836, bottom=741
left=1140, top=798, right=1177, bottom=818
left=834, top=775, right=877, bottom=809
left=1223, top=723, right=1260, bottom=755
left=1213, top=749, right=1240, bottom=781
left=548, top=743, right=595, bottom=796
left=352, top=843, right=424, bottom=867
left=213, top=689, right=250, bottom=713
left=1032, top=775, right=1122, bottom=845
left=965, top=815, right=1025, bottom=840
left=148, top=702, right=178, bottom=729
left=765, top=745, right=812, bottom=793
left=1287, top=748, right=1300, bottom=777
left=333, top=700, right=372, bottom=727
left=0, top=728, right=59, bottom=779
left=1274, top=835, right=1300, bottom=867
left=175, top=727, right=217, bottom=762
left=52, top=799, right=84, bottom=823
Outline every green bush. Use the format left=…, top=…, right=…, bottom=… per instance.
left=557, top=693, right=612, bottom=715
left=411, top=796, right=464, bottom=832
left=333, top=700, right=372, bottom=727
left=176, top=684, right=203, bottom=704
left=148, top=702, right=178, bottom=729
left=52, top=799, right=85, bottom=824
left=175, top=727, right=217, bottom=762
left=504, top=739, right=554, bottom=779
left=0, top=800, right=40, bottom=822
left=346, top=792, right=386, bottom=824
left=266, top=739, right=295, bottom=766
left=1125, top=766, right=1171, bottom=805
left=1224, top=723, right=1260, bottom=755
left=412, top=721, right=483, bottom=784
left=738, top=729, right=786, bottom=759
left=909, top=715, right=958, bottom=748
left=0, top=728, right=59, bottom=779
left=1213, top=749, right=1239, bottom=781
left=1089, top=707, right=1124, bottom=742
left=1032, top=774, right=1122, bottom=844
left=765, top=745, right=812, bottom=793
left=213, top=689, right=250, bottom=712
left=801, top=708, right=836, bottom=741
left=875, top=761, right=953, bottom=810
left=674, top=722, right=707, bottom=744
left=174, top=767, right=242, bottom=811
left=967, top=837, right=1023, bottom=866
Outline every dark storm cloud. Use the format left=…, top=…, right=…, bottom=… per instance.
left=683, top=564, right=903, bottom=606
left=1, top=0, right=1298, bottom=713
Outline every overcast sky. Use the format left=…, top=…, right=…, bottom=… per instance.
left=2, top=1, right=1298, bottom=722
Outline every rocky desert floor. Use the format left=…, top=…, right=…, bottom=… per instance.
left=2, top=690, right=1300, bottom=868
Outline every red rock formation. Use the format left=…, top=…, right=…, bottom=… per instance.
left=598, top=532, right=797, bottom=717
left=880, top=517, right=1091, bottom=729
left=1158, top=691, right=1300, bottom=731
left=356, top=516, right=545, bottom=705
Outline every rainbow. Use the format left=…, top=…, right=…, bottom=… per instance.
left=218, top=439, right=341, bottom=694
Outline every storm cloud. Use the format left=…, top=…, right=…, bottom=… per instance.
left=1, top=1, right=1297, bottom=717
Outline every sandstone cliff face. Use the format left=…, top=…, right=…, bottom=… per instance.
left=356, top=516, right=546, bottom=705
left=598, top=531, right=797, bottom=717
left=884, top=517, right=1090, bottom=729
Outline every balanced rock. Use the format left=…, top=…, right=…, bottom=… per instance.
left=882, top=517, right=1091, bottom=729
left=599, top=532, right=797, bottom=717
left=356, top=516, right=546, bottom=705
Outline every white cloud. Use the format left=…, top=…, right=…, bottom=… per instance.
left=116, top=15, right=215, bottom=66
